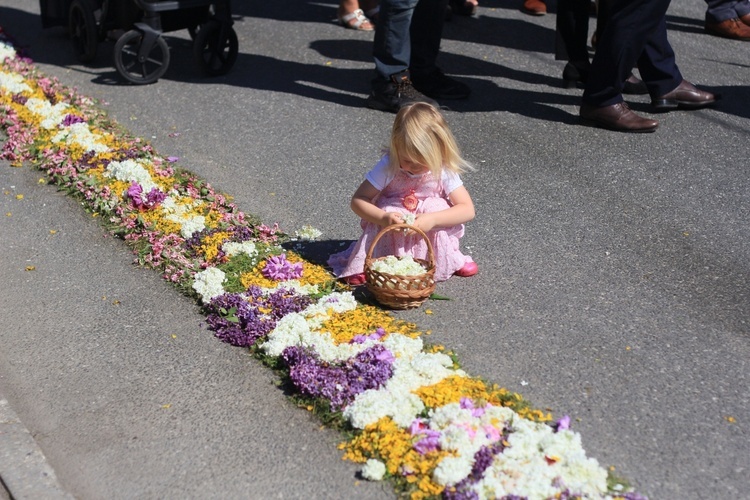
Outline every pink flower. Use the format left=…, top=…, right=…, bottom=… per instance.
left=261, top=254, right=303, bottom=281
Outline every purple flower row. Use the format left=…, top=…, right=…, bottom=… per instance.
left=204, top=286, right=313, bottom=347
left=281, top=344, right=395, bottom=410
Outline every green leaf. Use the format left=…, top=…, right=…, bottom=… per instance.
left=429, top=293, right=451, bottom=301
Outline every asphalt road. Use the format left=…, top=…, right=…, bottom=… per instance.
left=0, top=0, right=748, bottom=499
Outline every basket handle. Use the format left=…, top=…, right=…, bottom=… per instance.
left=365, top=223, right=436, bottom=267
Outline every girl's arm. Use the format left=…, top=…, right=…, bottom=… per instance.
left=351, top=180, right=403, bottom=227
left=414, top=185, right=475, bottom=233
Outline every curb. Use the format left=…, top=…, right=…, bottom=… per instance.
left=0, top=399, right=73, bottom=500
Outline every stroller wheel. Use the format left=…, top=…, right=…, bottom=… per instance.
left=114, top=30, right=170, bottom=85
left=68, top=0, right=98, bottom=62
left=193, top=20, right=238, bottom=77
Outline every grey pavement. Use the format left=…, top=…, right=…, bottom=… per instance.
left=0, top=0, right=748, bottom=499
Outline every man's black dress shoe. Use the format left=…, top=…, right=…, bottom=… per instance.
left=651, top=80, right=716, bottom=110
left=580, top=102, right=658, bottom=133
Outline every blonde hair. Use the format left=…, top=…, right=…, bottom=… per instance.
left=388, top=102, right=472, bottom=178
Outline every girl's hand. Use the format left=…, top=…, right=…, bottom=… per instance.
left=413, top=213, right=437, bottom=233
left=382, top=212, right=404, bottom=227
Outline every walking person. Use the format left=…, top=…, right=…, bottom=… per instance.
left=579, top=0, right=716, bottom=132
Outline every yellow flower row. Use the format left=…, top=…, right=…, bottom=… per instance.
left=240, top=251, right=333, bottom=289
left=341, top=417, right=448, bottom=499
left=315, top=304, right=420, bottom=344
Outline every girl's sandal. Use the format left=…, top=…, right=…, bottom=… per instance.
left=338, top=8, right=374, bottom=31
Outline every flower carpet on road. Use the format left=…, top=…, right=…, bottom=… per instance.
left=0, top=32, right=645, bottom=500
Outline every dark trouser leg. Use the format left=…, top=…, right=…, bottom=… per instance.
left=636, top=15, right=682, bottom=98
left=556, top=0, right=591, bottom=64
left=583, top=0, right=672, bottom=107
left=409, top=0, right=449, bottom=77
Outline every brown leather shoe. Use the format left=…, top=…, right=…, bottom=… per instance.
left=651, top=80, right=716, bottom=110
left=580, top=102, right=658, bottom=133
left=522, top=0, right=546, bottom=16
left=705, top=18, right=750, bottom=40
left=740, top=13, right=750, bottom=26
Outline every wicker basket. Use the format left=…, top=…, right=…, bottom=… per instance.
left=364, top=224, right=436, bottom=309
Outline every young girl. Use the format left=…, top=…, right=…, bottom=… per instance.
left=328, top=102, right=477, bottom=285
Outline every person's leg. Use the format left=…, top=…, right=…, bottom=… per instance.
left=409, top=0, right=448, bottom=77
left=556, top=0, right=590, bottom=63
left=643, top=16, right=715, bottom=110
left=583, top=0, right=670, bottom=107
left=704, top=0, right=750, bottom=39
left=556, top=0, right=592, bottom=87
left=368, top=0, right=438, bottom=111
left=373, top=0, right=419, bottom=79
left=338, top=0, right=375, bottom=30
left=635, top=16, right=682, bottom=98
left=705, top=0, right=740, bottom=23
left=409, top=0, right=470, bottom=99
left=579, top=0, right=667, bottom=132
left=735, top=0, right=750, bottom=18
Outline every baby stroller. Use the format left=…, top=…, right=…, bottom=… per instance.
left=39, top=0, right=238, bottom=84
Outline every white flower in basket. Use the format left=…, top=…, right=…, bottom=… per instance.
left=370, top=255, right=426, bottom=277
left=365, top=224, right=436, bottom=309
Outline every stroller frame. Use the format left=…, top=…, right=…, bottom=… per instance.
left=40, top=0, right=238, bottom=84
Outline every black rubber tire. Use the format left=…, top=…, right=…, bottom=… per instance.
left=68, top=0, right=98, bottom=62
left=113, top=30, right=170, bottom=85
left=193, top=20, right=238, bottom=76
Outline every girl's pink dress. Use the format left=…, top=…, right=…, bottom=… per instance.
left=328, top=167, right=473, bottom=282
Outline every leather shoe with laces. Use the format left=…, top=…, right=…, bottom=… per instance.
left=705, top=18, right=750, bottom=40
left=367, top=71, right=438, bottom=113
left=580, top=102, right=658, bottom=133
left=651, top=80, right=716, bottom=111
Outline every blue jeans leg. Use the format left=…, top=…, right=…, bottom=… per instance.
left=374, top=0, right=420, bottom=79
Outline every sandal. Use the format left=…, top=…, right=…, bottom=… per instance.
left=338, top=8, right=374, bottom=31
